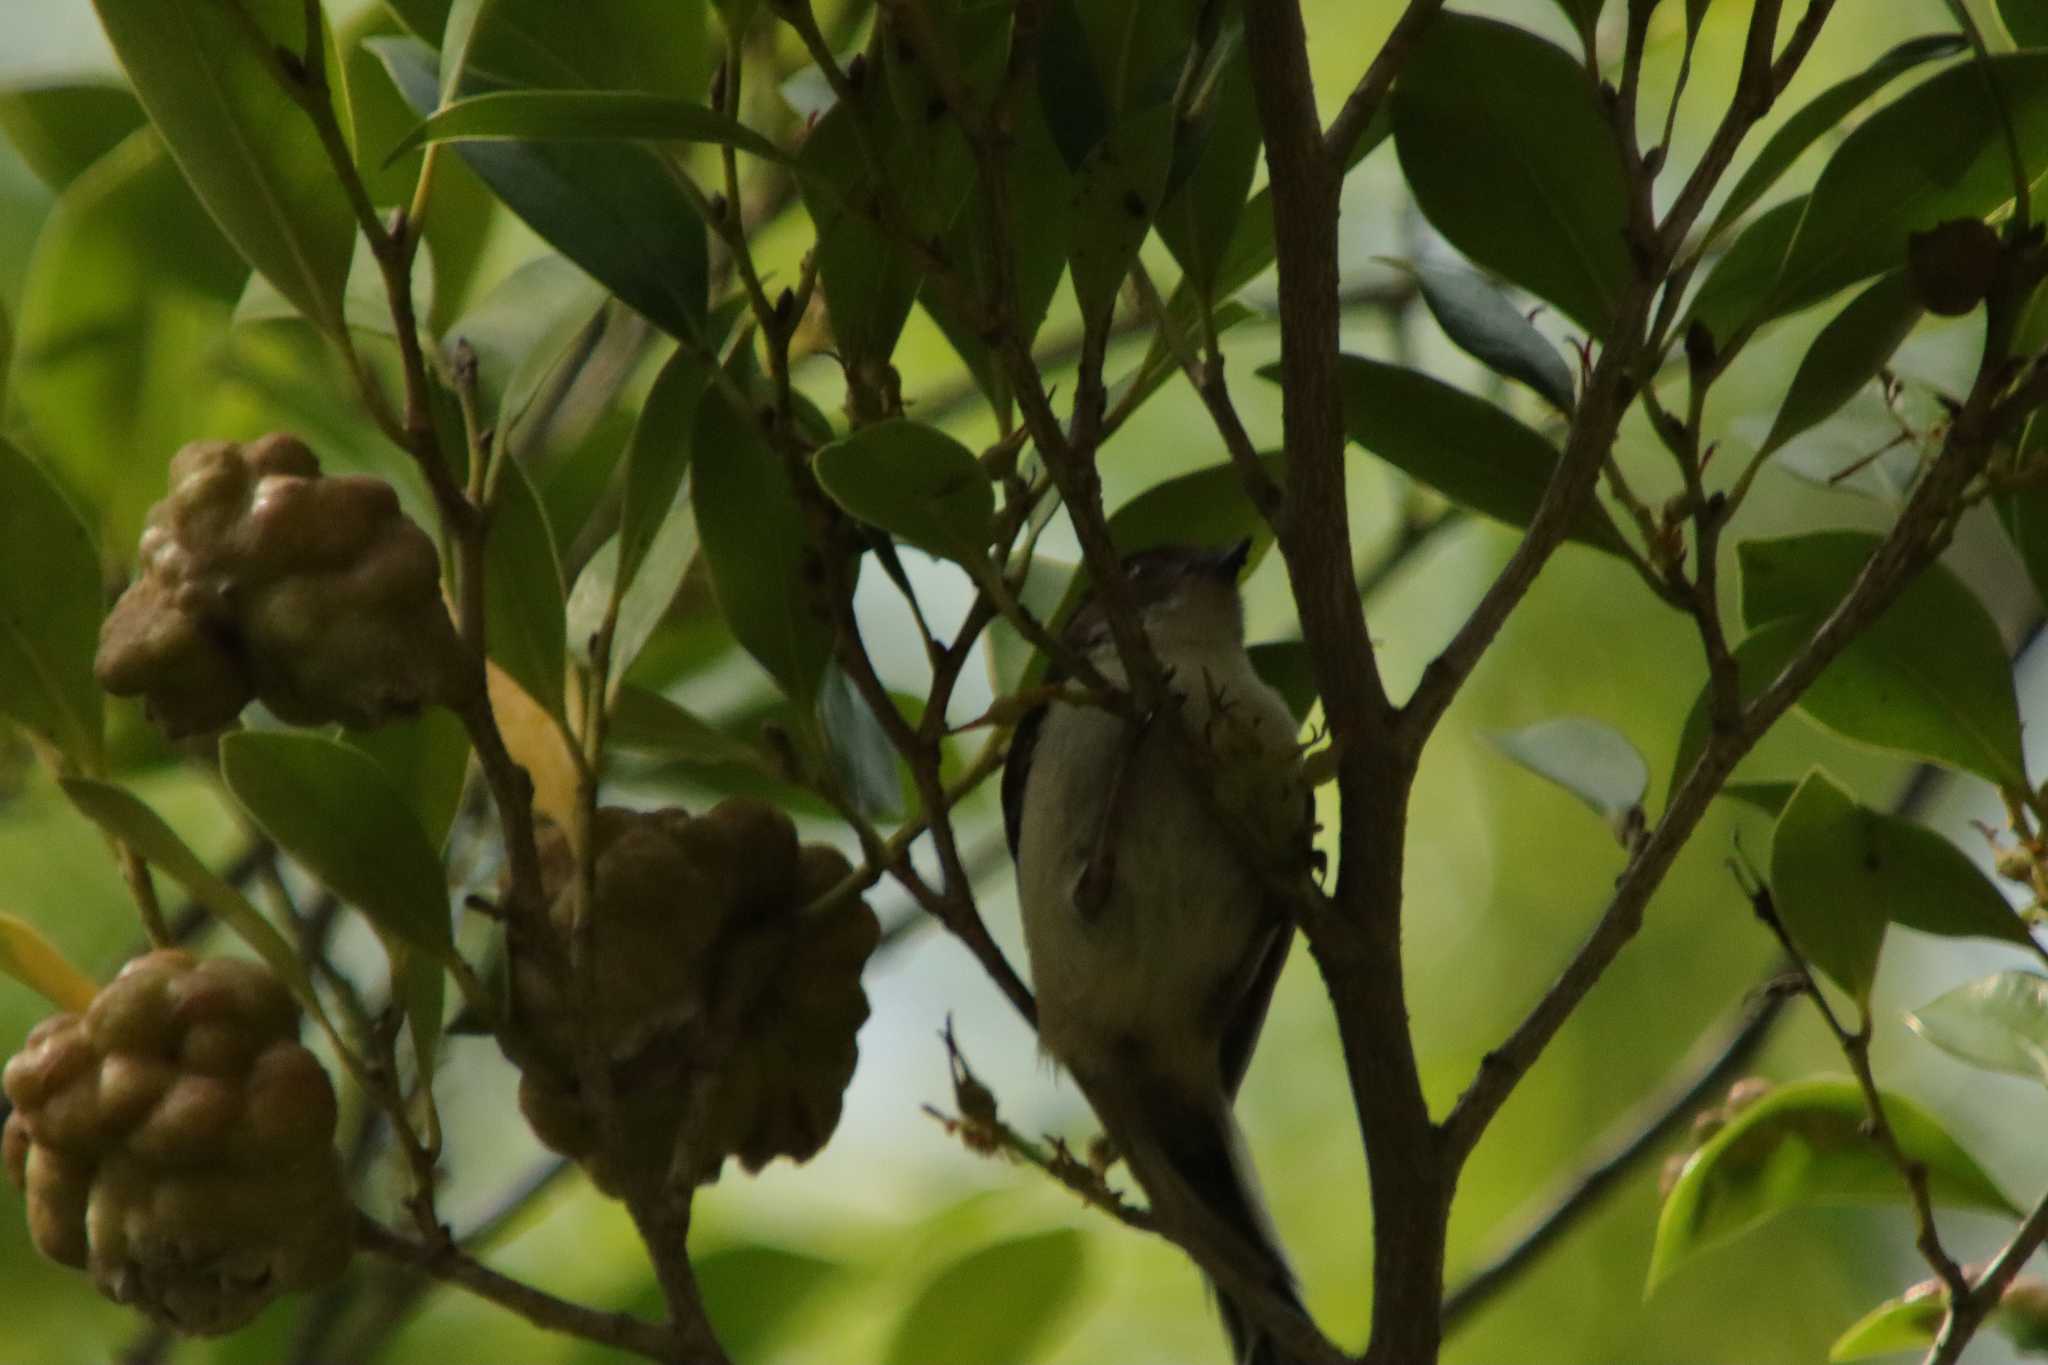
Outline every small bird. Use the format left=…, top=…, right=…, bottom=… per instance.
left=1002, top=539, right=1310, bottom=1365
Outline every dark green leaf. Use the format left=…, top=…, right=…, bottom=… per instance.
left=1036, top=0, right=1111, bottom=167
left=812, top=420, right=995, bottom=568
left=370, top=36, right=710, bottom=344
left=1739, top=532, right=2025, bottom=787
left=695, top=1243, right=844, bottom=1361
left=1708, top=35, right=1968, bottom=241
left=1909, top=971, right=2048, bottom=1084
left=1069, top=103, right=1177, bottom=326
left=1156, top=35, right=1261, bottom=296
left=2004, top=0, right=2048, bottom=49
left=1247, top=640, right=1319, bottom=725
left=388, top=89, right=785, bottom=165
left=385, top=0, right=710, bottom=96
left=693, top=388, right=833, bottom=706
left=2000, top=484, right=2048, bottom=605
left=883, top=1230, right=1088, bottom=1365
left=485, top=455, right=569, bottom=723
left=1649, top=1076, right=2017, bottom=1290
left=1759, top=270, right=1922, bottom=455
left=1313, top=355, right=1629, bottom=555
left=1831, top=1275, right=2048, bottom=1360
left=0, top=81, right=144, bottom=191
left=1400, top=258, right=1577, bottom=413
left=219, top=731, right=453, bottom=954
left=442, top=252, right=609, bottom=429
left=59, top=778, right=308, bottom=1000
left=344, top=708, right=472, bottom=852
left=0, top=436, right=103, bottom=770
left=1762, top=51, right=2048, bottom=327
left=1770, top=771, right=1891, bottom=1002
left=1490, top=717, right=1648, bottom=826
left=1393, top=13, right=1630, bottom=333
left=1721, top=780, right=1797, bottom=817
left=13, top=130, right=247, bottom=552
left=1108, top=453, right=1284, bottom=558
left=815, top=664, right=902, bottom=820
left=92, top=0, right=355, bottom=335
left=609, top=683, right=766, bottom=769
left=1688, top=195, right=1806, bottom=348
left=567, top=491, right=700, bottom=682
left=619, top=347, right=710, bottom=587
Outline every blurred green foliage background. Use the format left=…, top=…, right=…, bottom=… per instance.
left=3, top=1, right=2045, bottom=1361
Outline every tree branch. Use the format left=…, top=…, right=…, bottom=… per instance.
left=1322, top=0, right=1445, bottom=167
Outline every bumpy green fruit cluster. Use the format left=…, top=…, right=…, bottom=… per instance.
left=2, top=951, right=352, bottom=1335
left=512, top=799, right=878, bottom=1197
left=95, top=434, right=475, bottom=736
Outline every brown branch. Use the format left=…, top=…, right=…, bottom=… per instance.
left=1441, top=974, right=1791, bottom=1331
left=356, top=1213, right=691, bottom=1362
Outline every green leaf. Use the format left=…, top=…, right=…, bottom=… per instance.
left=437, top=0, right=492, bottom=105
left=2000, top=484, right=2048, bottom=606
left=219, top=731, right=454, bottom=955
left=0, top=80, right=144, bottom=191
left=1909, top=971, right=2048, bottom=1085
left=812, top=421, right=995, bottom=569
left=13, top=129, right=247, bottom=553
left=1399, top=258, right=1577, bottom=414
left=1708, top=34, right=1968, bottom=242
left=1393, top=13, right=1629, bottom=334
left=1247, top=640, right=1319, bottom=726
left=485, top=455, right=569, bottom=723
left=1069, top=103, right=1177, bottom=326
left=1316, top=355, right=1629, bottom=555
left=370, top=36, right=710, bottom=344
left=91, top=0, right=355, bottom=335
left=1760, top=51, right=2048, bottom=327
left=442, top=252, right=609, bottom=428
left=1688, top=195, right=1806, bottom=348
left=695, top=1243, right=844, bottom=1361
left=1156, top=34, right=1260, bottom=297
left=1721, top=780, right=1798, bottom=817
left=385, top=0, right=710, bottom=97
left=344, top=708, right=472, bottom=852
left=883, top=1230, right=1088, bottom=1365
left=1769, top=771, right=1891, bottom=1002
left=234, top=229, right=436, bottom=339
left=567, top=490, right=700, bottom=683
left=1109, top=453, right=1284, bottom=558
left=1738, top=532, right=2025, bottom=788
left=1831, top=1276, right=2048, bottom=1360
left=619, top=347, right=710, bottom=588
left=0, top=913, right=99, bottom=1013
left=1759, top=270, right=1922, bottom=456
left=58, top=778, right=309, bottom=1000
left=2005, top=0, right=2048, bottom=49
left=693, top=388, right=833, bottom=706
left=609, top=683, right=766, bottom=769
left=388, top=89, right=785, bottom=165
left=1649, top=1076, right=2018, bottom=1291
left=815, top=664, right=902, bottom=820
left=0, top=436, right=103, bottom=770
left=1490, top=717, right=1648, bottom=827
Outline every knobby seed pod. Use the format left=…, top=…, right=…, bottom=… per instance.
left=96, top=434, right=476, bottom=737
left=2, top=951, right=352, bottom=1335
left=511, top=799, right=878, bottom=1198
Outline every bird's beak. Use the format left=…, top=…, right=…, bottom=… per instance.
left=1208, top=537, right=1254, bottom=581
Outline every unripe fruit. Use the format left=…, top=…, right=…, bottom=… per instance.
left=511, top=800, right=878, bottom=1197
left=2, top=951, right=352, bottom=1334
left=96, top=434, right=476, bottom=737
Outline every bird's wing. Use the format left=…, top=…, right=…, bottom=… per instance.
left=1000, top=700, right=1047, bottom=859
left=1220, top=917, right=1293, bottom=1101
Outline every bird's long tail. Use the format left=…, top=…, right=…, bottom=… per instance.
left=1079, top=1068, right=1307, bottom=1365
